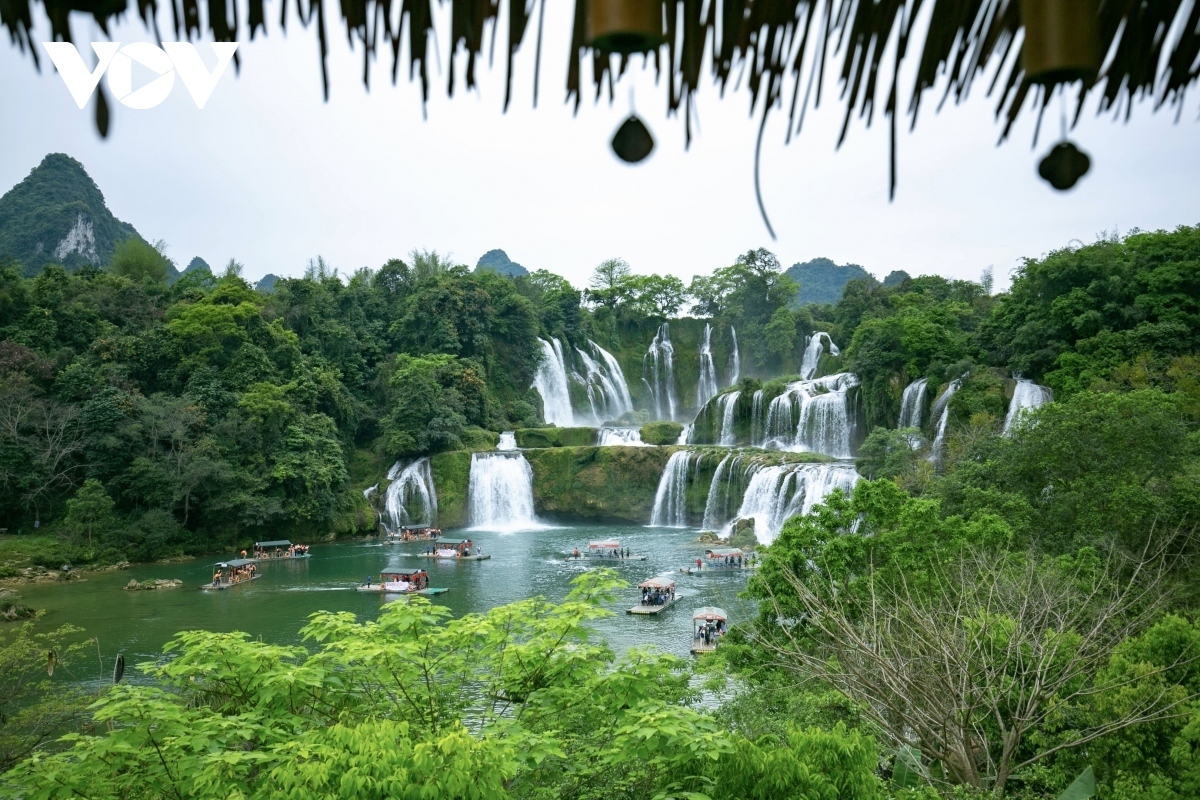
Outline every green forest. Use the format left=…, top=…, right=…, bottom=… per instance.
left=0, top=150, right=1198, bottom=800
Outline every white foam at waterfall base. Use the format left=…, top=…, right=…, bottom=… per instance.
left=725, top=462, right=858, bottom=544
left=383, top=458, right=438, bottom=530
left=532, top=338, right=575, bottom=426
left=1003, top=379, right=1053, bottom=435
left=598, top=427, right=648, bottom=447
left=696, top=323, right=719, bottom=411
left=801, top=332, right=840, bottom=380
left=649, top=450, right=692, bottom=527
left=468, top=452, right=544, bottom=532
left=497, top=431, right=517, bottom=450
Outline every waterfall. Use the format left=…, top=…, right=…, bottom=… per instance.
left=725, top=462, right=858, bottom=544
left=532, top=338, right=575, bottom=426
left=677, top=423, right=693, bottom=445
left=649, top=450, right=693, bottom=527
left=718, top=391, right=741, bottom=446
left=642, top=323, right=678, bottom=420
left=363, top=484, right=378, bottom=501
left=383, top=458, right=438, bottom=530
left=750, top=390, right=764, bottom=447
left=497, top=431, right=517, bottom=450
left=598, top=427, right=648, bottom=447
left=898, top=378, right=928, bottom=429
left=1003, top=379, right=1052, bottom=435
left=576, top=341, right=633, bottom=424
left=728, top=327, right=741, bottom=386
left=929, top=377, right=963, bottom=465
left=761, top=373, right=859, bottom=458
left=468, top=452, right=542, bottom=532
left=697, top=323, right=719, bottom=411
left=801, top=332, right=840, bottom=380
left=701, top=454, right=733, bottom=530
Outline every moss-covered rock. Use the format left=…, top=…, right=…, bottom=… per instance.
left=460, top=426, right=501, bottom=451
left=727, top=518, right=759, bottom=550
left=515, top=427, right=597, bottom=448
left=640, top=421, right=683, bottom=445
left=524, top=445, right=673, bottom=523
left=430, top=450, right=472, bottom=528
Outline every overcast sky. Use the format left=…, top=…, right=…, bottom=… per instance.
left=3, top=2, right=1198, bottom=291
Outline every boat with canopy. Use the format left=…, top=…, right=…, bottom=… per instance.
left=567, top=539, right=647, bottom=561
left=691, top=607, right=727, bottom=654
left=201, top=558, right=259, bottom=590
left=384, top=525, right=441, bottom=544
left=628, top=577, right=677, bottom=615
left=680, top=547, right=756, bottom=575
left=251, top=540, right=310, bottom=560
left=416, top=538, right=491, bottom=560
left=357, top=567, right=447, bottom=595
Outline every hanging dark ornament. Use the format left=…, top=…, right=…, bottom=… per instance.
left=611, top=115, right=654, bottom=163
left=1038, top=141, right=1091, bottom=190
left=588, top=0, right=665, bottom=55
left=113, top=653, right=125, bottom=685
left=1020, top=0, right=1101, bottom=85
left=95, top=85, right=110, bottom=139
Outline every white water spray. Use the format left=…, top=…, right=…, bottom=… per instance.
left=725, top=462, right=858, bottom=544
left=497, top=431, right=517, bottom=450
left=1003, top=379, right=1053, bottom=435
left=532, top=338, right=575, bottom=426
left=383, top=458, right=438, bottom=530
left=598, top=427, right=649, bottom=446
left=467, top=452, right=542, bottom=532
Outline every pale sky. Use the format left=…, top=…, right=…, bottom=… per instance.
left=2, top=1, right=1198, bottom=291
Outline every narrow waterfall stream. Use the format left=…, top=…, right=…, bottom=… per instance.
left=382, top=458, right=438, bottom=530
left=696, top=323, right=719, bottom=411
left=898, top=377, right=928, bottom=429
left=642, top=323, right=678, bottom=420
left=597, top=427, right=649, bottom=446
left=929, top=377, right=963, bottom=465
left=801, top=332, right=840, bottom=380
left=1003, top=378, right=1053, bottom=434
left=649, top=450, right=693, bottom=527
left=468, top=452, right=542, bottom=532
left=532, top=338, right=575, bottom=426
left=718, top=391, right=740, bottom=446
left=728, top=327, right=740, bottom=386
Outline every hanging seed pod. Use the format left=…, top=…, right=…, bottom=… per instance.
left=47, top=649, right=57, bottom=677
left=1038, top=141, right=1091, bottom=190
left=113, top=653, right=125, bottom=685
left=611, top=115, right=654, bottom=163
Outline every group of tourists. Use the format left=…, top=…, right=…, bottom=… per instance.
left=397, top=527, right=440, bottom=541
left=216, top=563, right=256, bottom=585
left=571, top=547, right=633, bottom=559
left=641, top=586, right=675, bottom=606
left=426, top=543, right=480, bottom=557
left=695, top=619, right=725, bottom=646
left=366, top=569, right=429, bottom=592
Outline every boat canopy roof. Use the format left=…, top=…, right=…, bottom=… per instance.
left=382, top=568, right=423, bottom=576
left=214, top=558, right=256, bottom=568
left=588, top=539, right=620, bottom=549
left=639, top=577, right=676, bottom=589
left=436, top=539, right=472, bottom=546
left=401, top=525, right=433, bottom=531
left=255, top=540, right=292, bottom=548
left=693, top=606, right=728, bottom=621
left=706, top=548, right=744, bottom=557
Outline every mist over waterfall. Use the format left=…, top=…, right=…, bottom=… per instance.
left=468, top=452, right=542, bottom=532
left=649, top=450, right=694, bottom=527
left=718, top=392, right=741, bottom=446
left=697, top=323, right=719, bottom=411
left=898, top=378, right=928, bottom=429
left=382, top=458, right=438, bottom=530
left=533, top=338, right=575, bottom=426
left=598, top=427, right=649, bottom=446
left=642, top=323, right=678, bottom=420
left=577, top=341, right=633, bottom=424
left=728, top=328, right=740, bottom=386
left=725, top=462, right=858, bottom=544
left=929, top=377, right=963, bottom=465
left=761, top=373, right=860, bottom=458
left=801, top=332, right=840, bottom=380
left=1003, top=379, right=1053, bottom=435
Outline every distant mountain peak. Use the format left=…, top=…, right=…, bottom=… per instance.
left=0, top=153, right=142, bottom=275
left=786, top=257, right=875, bottom=306
left=475, top=248, right=529, bottom=277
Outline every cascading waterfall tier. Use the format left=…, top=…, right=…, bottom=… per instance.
left=761, top=373, right=860, bottom=458
left=898, top=378, right=928, bottom=429
left=642, top=323, right=678, bottom=421
left=728, top=327, right=740, bottom=386
left=1003, top=378, right=1052, bottom=435
left=929, top=377, right=963, bottom=465
left=696, top=323, right=719, bottom=411
left=576, top=340, right=633, bottom=425
left=801, top=332, right=840, bottom=380
left=724, top=462, right=858, bottom=544
left=382, top=458, right=438, bottom=530
left=749, top=390, right=764, bottom=447
left=467, top=452, right=542, bottom=532
left=598, top=427, right=648, bottom=447
left=532, top=338, right=575, bottom=426
left=649, top=450, right=694, bottom=527
left=718, top=391, right=740, bottom=446
left=497, top=431, right=517, bottom=450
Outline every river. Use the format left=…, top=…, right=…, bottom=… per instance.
left=18, top=523, right=756, bottom=682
